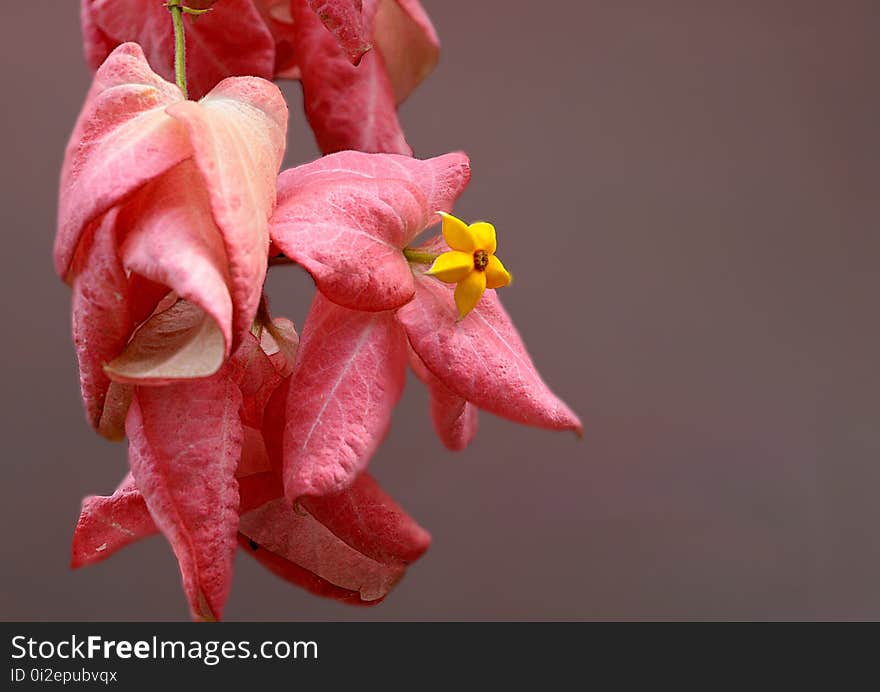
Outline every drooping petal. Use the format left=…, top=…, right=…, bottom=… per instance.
left=71, top=473, right=158, bottom=569
left=485, top=254, right=512, bottom=289
left=373, top=0, right=439, bottom=104
left=118, top=159, right=233, bottom=354
left=301, top=472, right=431, bottom=565
left=126, top=375, right=243, bottom=621
left=105, top=299, right=226, bottom=384
left=292, top=0, right=409, bottom=154
left=306, top=0, right=372, bottom=65
left=239, top=497, right=407, bottom=604
left=83, top=0, right=276, bottom=100
left=453, top=270, right=486, bottom=319
left=426, top=250, right=473, bottom=283
left=270, top=177, right=427, bottom=311
left=56, top=43, right=188, bottom=279
left=70, top=210, right=134, bottom=433
left=166, top=77, right=287, bottom=341
left=281, top=294, right=407, bottom=501
left=275, top=150, right=471, bottom=218
left=469, top=221, right=497, bottom=254
left=407, top=346, right=478, bottom=451
left=398, top=277, right=583, bottom=434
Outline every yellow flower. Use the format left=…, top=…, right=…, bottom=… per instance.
left=426, top=211, right=512, bottom=318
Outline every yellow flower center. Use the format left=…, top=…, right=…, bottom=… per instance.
left=473, top=249, right=489, bottom=271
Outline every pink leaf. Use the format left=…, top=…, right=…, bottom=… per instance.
left=398, top=276, right=583, bottom=434
left=260, top=317, right=300, bottom=377
left=253, top=0, right=299, bottom=77
left=374, top=0, right=439, bottom=103
left=70, top=210, right=134, bottom=432
left=271, top=177, right=427, bottom=311
left=166, top=78, right=287, bottom=341
left=275, top=150, right=471, bottom=219
left=292, top=0, right=408, bottom=154
left=83, top=0, right=276, bottom=100
left=119, top=159, right=233, bottom=354
left=408, top=346, right=478, bottom=451
left=227, top=331, right=285, bottom=428
left=239, top=497, right=406, bottom=603
left=126, top=376, right=243, bottom=621
left=281, top=294, right=407, bottom=501
left=306, top=0, right=371, bottom=65
left=301, top=472, right=431, bottom=565
left=55, top=43, right=189, bottom=279
left=71, top=473, right=158, bottom=568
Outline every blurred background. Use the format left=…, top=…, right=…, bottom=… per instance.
left=1, top=1, right=878, bottom=620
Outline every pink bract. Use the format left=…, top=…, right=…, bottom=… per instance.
left=267, top=150, right=581, bottom=493
left=56, top=43, right=286, bottom=435
left=81, top=1, right=438, bottom=153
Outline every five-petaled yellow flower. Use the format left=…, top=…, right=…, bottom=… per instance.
left=426, top=212, right=512, bottom=318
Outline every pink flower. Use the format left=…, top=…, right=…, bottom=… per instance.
left=71, top=309, right=429, bottom=620
left=268, top=151, right=582, bottom=504
left=55, top=43, right=287, bottom=437
left=81, top=0, right=438, bottom=153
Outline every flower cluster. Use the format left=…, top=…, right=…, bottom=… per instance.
left=59, top=1, right=581, bottom=620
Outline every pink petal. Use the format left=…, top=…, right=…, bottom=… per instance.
left=276, top=150, right=471, bottom=219
left=281, top=294, right=407, bottom=501
left=166, top=78, right=287, bottom=341
left=105, top=299, right=226, bottom=385
left=398, top=276, right=583, bottom=434
left=126, top=377, right=243, bottom=621
left=270, top=177, right=427, bottom=311
left=227, top=331, right=285, bottom=428
left=55, top=43, right=189, bottom=279
left=292, top=0, right=409, bottom=154
left=239, top=497, right=406, bottom=603
left=260, top=317, right=300, bottom=377
left=71, top=473, right=158, bottom=568
left=119, top=159, right=233, bottom=354
left=237, top=534, right=378, bottom=605
left=408, top=346, right=478, bottom=451
left=301, top=472, right=431, bottom=565
left=374, top=0, right=439, bottom=103
left=254, top=0, right=299, bottom=77
left=236, top=427, right=273, bottom=480
left=84, top=0, right=276, bottom=99
left=306, top=0, right=371, bottom=65
left=70, top=210, right=135, bottom=432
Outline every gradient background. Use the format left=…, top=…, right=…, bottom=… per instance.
left=1, top=1, right=878, bottom=620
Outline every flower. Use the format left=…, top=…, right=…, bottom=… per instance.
left=55, top=43, right=287, bottom=437
left=426, top=212, right=512, bottom=318
left=81, top=0, right=439, bottom=153
left=71, top=307, right=430, bottom=620
left=267, top=151, right=581, bottom=503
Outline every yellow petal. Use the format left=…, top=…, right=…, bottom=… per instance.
left=468, top=221, right=496, bottom=253
left=485, top=254, right=511, bottom=289
left=454, top=270, right=487, bottom=319
left=426, top=251, right=474, bottom=283
left=438, top=211, right=476, bottom=252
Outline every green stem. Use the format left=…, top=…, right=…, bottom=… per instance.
left=166, top=1, right=189, bottom=98
left=403, top=248, right=440, bottom=265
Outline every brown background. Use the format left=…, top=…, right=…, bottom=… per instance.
left=1, top=1, right=878, bottom=620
